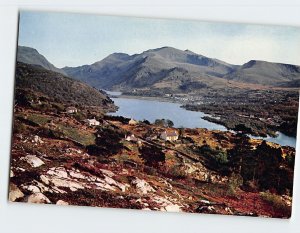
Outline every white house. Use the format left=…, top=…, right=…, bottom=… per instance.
left=125, top=134, right=138, bottom=142
left=84, top=118, right=100, bottom=126
left=128, top=118, right=138, bottom=125
left=66, top=107, right=77, bottom=114
left=160, top=129, right=179, bottom=141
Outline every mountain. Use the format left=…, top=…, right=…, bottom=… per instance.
left=62, top=47, right=237, bottom=90
left=224, top=60, right=300, bottom=86
left=17, top=46, right=67, bottom=75
left=19, top=45, right=300, bottom=90
left=15, top=62, right=115, bottom=110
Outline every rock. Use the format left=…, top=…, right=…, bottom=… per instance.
left=100, top=169, right=115, bottom=177
left=47, top=167, right=68, bottom=178
left=200, top=199, right=211, bottom=204
left=132, top=178, right=155, bottom=194
left=69, top=170, right=86, bottom=179
left=9, top=183, right=24, bottom=202
left=16, top=167, right=25, bottom=172
left=56, top=200, right=69, bottom=205
left=26, top=193, right=51, bottom=204
left=152, top=195, right=183, bottom=212
left=40, top=175, right=50, bottom=185
left=32, top=135, right=43, bottom=144
left=10, top=170, right=14, bottom=178
left=22, top=185, right=40, bottom=193
left=164, top=204, right=182, bottom=212
left=21, top=155, right=45, bottom=167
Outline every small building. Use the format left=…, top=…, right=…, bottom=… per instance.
left=66, top=107, right=78, bottom=114
left=160, top=129, right=179, bottom=141
left=125, top=134, right=138, bottom=142
left=84, top=118, right=100, bottom=126
left=128, top=118, right=138, bottom=125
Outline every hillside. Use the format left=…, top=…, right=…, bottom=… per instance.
left=9, top=96, right=295, bottom=218
left=62, top=47, right=300, bottom=90
left=15, top=62, right=116, bottom=111
left=224, top=60, right=300, bottom=86
left=62, top=47, right=237, bottom=91
left=17, top=46, right=67, bottom=75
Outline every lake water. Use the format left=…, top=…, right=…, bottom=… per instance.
left=105, top=91, right=296, bottom=148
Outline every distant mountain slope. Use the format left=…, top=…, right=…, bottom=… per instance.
left=224, top=60, right=300, bottom=86
left=19, top=45, right=300, bottom=90
left=15, top=62, right=115, bottom=110
left=17, top=46, right=67, bottom=75
left=62, top=47, right=237, bottom=90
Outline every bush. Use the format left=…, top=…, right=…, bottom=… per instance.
left=226, top=173, right=243, bottom=196
left=13, top=121, right=27, bottom=134
left=214, top=151, right=228, bottom=164
left=260, top=191, right=291, bottom=216
left=168, top=165, right=187, bottom=179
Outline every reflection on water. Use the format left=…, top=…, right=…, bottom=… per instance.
left=109, top=97, right=227, bottom=131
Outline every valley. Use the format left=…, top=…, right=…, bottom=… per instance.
left=9, top=45, right=298, bottom=218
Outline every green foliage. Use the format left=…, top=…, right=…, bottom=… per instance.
left=195, top=145, right=230, bottom=174
left=168, top=164, right=187, bottom=179
left=215, top=151, right=229, bottom=164
left=227, top=173, right=243, bottom=196
left=87, top=125, right=125, bottom=156
left=285, top=153, right=295, bottom=168
left=139, top=144, right=165, bottom=167
left=73, top=111, right=86, bottom=122
left=13, top=121, right=27, bottom=134
left=27, top=114, right=51, bottom=126
left=154, top=118, right=174, bottom=127
left=56, top=124, right=96, bottom=146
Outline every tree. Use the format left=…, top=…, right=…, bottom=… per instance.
left=154, top=118, right=174, bottom=127
left=227, top=135, right=252, bottom=174
left=255, top=140, right=283, bottom=192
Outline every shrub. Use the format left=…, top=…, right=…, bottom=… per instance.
left=214, top=151, right=229, bottom=164
left=168, top=165, right=187, bottom=179
left=226, top=173, right=243, bottom=196
left=260, top=191, right=291, bottom=216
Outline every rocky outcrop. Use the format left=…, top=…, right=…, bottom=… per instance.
left=20, top=155, right=45, bottom=168
left=9, top=183, right=24, bottom=202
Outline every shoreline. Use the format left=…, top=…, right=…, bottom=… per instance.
left=107, top=93, right=296, bottom=147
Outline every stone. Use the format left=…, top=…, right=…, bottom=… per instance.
left=9, top=183, right=24, bottom=202
left=26, top=193, right=51, bottom=204
left=21, top=155, right=45, bottom=167
left=56, top=200, right=69, bottom=205
left=33, top=135, right=43, bottom=144
left=132, top=178, right=155, bottom=194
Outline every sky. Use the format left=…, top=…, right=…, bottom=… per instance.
left=18, top=11, right=300, bottom=68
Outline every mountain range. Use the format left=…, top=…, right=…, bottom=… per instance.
left=17, top=46, right=300, bottom=91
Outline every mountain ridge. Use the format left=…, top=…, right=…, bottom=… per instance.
left=17, top=46, right=67, bottom=75
left=17, top=45, right=300, bottom=90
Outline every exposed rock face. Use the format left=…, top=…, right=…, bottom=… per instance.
left=132, top=178, right=155, bottom=194
left=25, top=193, right=51, bottom=204
left=9, top=183, right=24, bottom=202
left=20, top=155, right=45, bottom=168
left=56, top=200, right=69, bottom=205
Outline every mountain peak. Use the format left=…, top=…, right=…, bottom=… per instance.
left=17, top=45, right=66, bottom=75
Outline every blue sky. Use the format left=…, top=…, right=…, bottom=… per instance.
left=18, top=11, right=300, bottom=68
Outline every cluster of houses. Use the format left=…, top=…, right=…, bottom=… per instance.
left=65, top=107, right=101, bottom=126
left=126, top=118, right=179, bottom=143
left=65, top=108, right=180, bottom=142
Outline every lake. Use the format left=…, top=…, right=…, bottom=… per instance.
left=105, top=91, right=296, bottom=148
